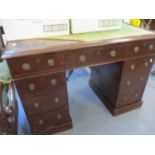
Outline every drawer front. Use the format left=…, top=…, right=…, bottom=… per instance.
left=122, top=56, right=154, bottom=75
left=116, top=88, right=144, bottom=108
left=15, top=72, right=66, bottom=98
left=7, top=53, right=64, bottom=78
left=29, top=107, right=72, bottom=133
left=23, top=90, right=68, bottom=116
left=127, top=40, right=155, bottom=58
left=119, top=70, right=150, bottom=92
left=65, top=44, right=128, bottom=69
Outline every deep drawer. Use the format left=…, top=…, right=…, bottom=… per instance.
left=29, top=107, right=72, bottom=133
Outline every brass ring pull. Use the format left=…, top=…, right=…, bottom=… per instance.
left=39, top=120, right=44, bottom=125
left=134, top=46, right=140, bottom=53
left=79, top=55, right=86, bottom=63
left=22, top=63, right=31, bottom=71
left=110, top=50, right=117, bottom=57
left=47, top=59, right=55, bottom=66
left=54, top=97, right=60, bottom=104
left=34, top=102, right=40, bottom=109
left=51, top=79, right=57, bottom=86
left=149, top=44, right=154, bottom=50
left=57, top=114, right=62, bottom=120
left=130, top=64, right=135, bottom=70
left=126, top=80, right=131, bottom=86
left=28, top=83, right=35, bottom=91
left=144, top=61, right=149, bottom=67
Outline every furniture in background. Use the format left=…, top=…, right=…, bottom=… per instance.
left=0, top=30, right=18, bottom=135
left=2, top=23, right=155, bottom=134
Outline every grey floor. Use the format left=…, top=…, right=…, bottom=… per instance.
left=18, top=65, right=155, bottom=135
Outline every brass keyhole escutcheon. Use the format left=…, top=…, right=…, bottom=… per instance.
left=22, top=63, right=31, bottom=71
left=110, top=50, right=117, bottom=57
left=47, top=59, right=55, bottom=66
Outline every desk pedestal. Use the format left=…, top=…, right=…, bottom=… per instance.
left=90, top=56, right=154, bottom=115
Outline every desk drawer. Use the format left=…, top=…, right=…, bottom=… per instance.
left=7, top=52, right=64, bottom=78
left=116, top=88, right=144, bottom=108
left=127, top=40, right=155, bottom=58
left=122, top=56, right=154, bottom=75
left=29, top=107, right=71, bottom=133
left=119, top=70, right=149, bottom=92
left=23, top=90, right=68, bottom=116
left=65, top=44, right=127, bottom=69
left=15, top=72, right=66, bottom=98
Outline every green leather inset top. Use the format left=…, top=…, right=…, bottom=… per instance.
left=41, top=24, right=153, bottom=42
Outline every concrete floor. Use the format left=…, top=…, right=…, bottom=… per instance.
left=18, top=65, right=155, bottom=135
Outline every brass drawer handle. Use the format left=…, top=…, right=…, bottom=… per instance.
left=47, top=59, right=55, bottom=66
left=149, top=44, right=154, bottom=50
left=39, top=120, right=44, bottom=125
left=54, top=97, right=60, bottom=104
left=123, top=97, right=127, bottom=101
left=22, top=63, right=31, bottom=71
left=130, top=64, right=135, bottom=70
left=135, top=93, right=139, bottom=97
left=126, top=80, right=131, bottom=86
left=57, top=114, right=62, bottom=120
left=110, top=50, right=117, bottom=57
left=134, top=46, right=140, bottom=53
left=51, top=79, right=57, bottom=86
left=33, top=102, right=40, bottom=109
left=28, top=83, right=36, bottom=91
left=79, top=55, right=86, bottom=63
left=144, top=61, right=149, bottom=67
left=140, top=77, right=144, bottom=82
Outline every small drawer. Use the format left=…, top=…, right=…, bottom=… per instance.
left=122, top=56, right=154, bottom=75
left=23, top=90, right=68, bottom=116
left=116, top=88, right=144, bottom=108
left=29, top=107, right=72, bottom=133
left=127, top=40, right=155, bottom=58
left=7, top=52, right=64, bottom=79
left=15, top=72, right=66, bottom=98
left=119, top=71, right=149, bottom=92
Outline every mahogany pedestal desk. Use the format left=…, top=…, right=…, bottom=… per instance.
left=2, top=24, right=155, bottom=134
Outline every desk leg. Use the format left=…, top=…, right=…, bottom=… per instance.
left=89, top=56, right=154, bottom=116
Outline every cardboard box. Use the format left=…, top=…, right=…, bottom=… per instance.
left=0, top=19, right=70, bottom=41
left=71, top=19, right=122, bottom=34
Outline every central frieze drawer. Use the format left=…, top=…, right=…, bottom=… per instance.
left=7, top=52, right=64, bottom=79
left=65, top=44, right=128, bottom=69
left=15, top=72, right=66, bottom=98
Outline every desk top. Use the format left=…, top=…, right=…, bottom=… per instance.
left=2, top=24, right=155, bottom=59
